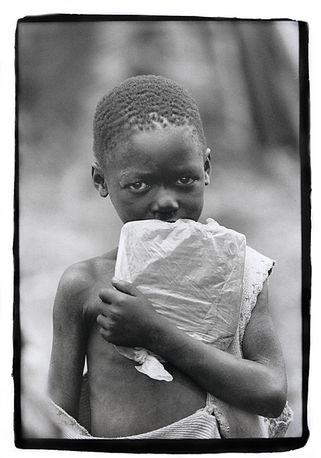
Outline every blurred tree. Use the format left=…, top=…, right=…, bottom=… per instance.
left=236, top=21, right=299, bottom=148
left=18, top=22, right=96, bottom=174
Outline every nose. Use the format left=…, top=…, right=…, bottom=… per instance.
left=151, top=187, right=179, bottom=218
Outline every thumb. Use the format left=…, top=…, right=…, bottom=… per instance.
left=112, top=278, right=140, bottom=296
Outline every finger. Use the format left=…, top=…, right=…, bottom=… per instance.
left=96, top=299, right=113, bottom=316
left=99, top=287, right=122, bottom=304
left=112, top=278, right=140, bottom=296
left=99, top=326, right=112, bottom=343
left=97, top=313, right=112, bottom=328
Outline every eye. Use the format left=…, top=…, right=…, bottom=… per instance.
left=176, top=177, right=196, bottom=186
left=128, top=181, right=150, bottom=192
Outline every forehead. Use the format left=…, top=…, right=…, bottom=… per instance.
left=108, top=125, right=203, bottom=171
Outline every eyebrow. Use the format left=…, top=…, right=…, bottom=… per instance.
left=172, top=165, right=201, bottom=174
left=119, top=171, right=153, bottom=180
left=119, top=162, right=202, bottom=181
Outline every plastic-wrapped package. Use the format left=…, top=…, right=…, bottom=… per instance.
left=114, top=218, right=246, bottom=381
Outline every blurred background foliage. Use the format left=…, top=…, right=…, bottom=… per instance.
left=18, top=19, right=301, bottom=437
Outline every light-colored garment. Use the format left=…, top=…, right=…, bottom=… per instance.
left=49, top=244, right=293, bottom=439
left=115, top=218, right=246, bottom=381
left=50, top=393, right=221, bottom=439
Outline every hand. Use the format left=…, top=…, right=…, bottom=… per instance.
left=96, top=278, right=160, bottom=348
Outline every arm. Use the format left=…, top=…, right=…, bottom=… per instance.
left=97, top=279, right=287, bottom=418
left=48, top=265, right=89, bottom=421
left=149, top=280, right=287, bottom=418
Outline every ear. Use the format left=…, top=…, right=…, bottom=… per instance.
left=92, top=162, right=108, bottom=198
left=204, top=147, right=212, bottom=186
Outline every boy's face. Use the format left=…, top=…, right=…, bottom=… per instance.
left=94, top=125, right=211, bottom=224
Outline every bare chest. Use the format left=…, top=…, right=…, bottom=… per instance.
left=82, top=256, right=206, bottom=437
left=85, top=321, right=206, bottom=437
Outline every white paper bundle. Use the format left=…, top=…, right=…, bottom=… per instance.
left=114, top=218, right=246, bottom=381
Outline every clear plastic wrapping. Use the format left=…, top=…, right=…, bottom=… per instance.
left=114, top=218, right=246, bottom=381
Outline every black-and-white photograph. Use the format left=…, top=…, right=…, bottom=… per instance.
left=15, top=16, right=309, bottom=452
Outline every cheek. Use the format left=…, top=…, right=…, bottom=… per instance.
left=180, top=188, right=204, bottom=214
left=183, top=183, right=205, bottom=202
left=112, top=192, right=148, bottom=218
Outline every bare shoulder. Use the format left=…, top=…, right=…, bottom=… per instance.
left=243, top=280, right=272, bottom=340
left=243, top=280, right=285, bottom=369
left=57, top=260, right=95, bottom=302
left=55, top=248, right=118, bottom=314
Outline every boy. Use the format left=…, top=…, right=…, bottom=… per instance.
left=48, top=75, right=291, bottom=439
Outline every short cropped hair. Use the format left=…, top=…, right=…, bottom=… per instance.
left=93, top=74, right=206, bottom=164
